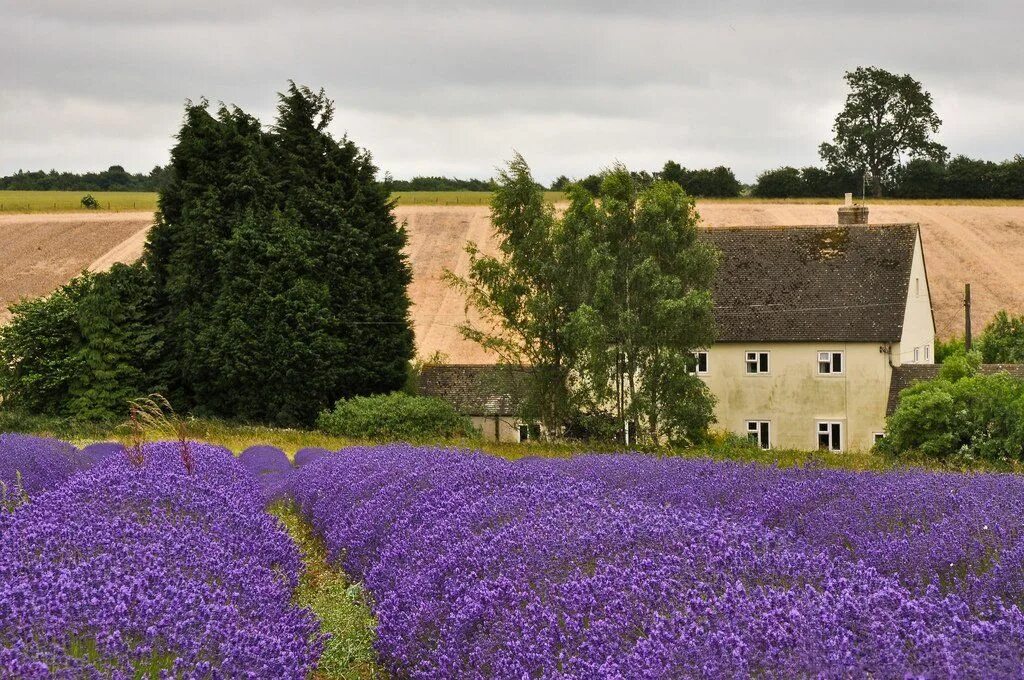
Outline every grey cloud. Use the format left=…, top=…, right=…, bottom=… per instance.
left=2, top=1, right=1022, bottom=183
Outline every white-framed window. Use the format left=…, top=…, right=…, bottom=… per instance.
left=817, top=351, right=844, bottom=375
left=873, top=432, right=885, bottom=445
left=745, top=351, right=770, bottom=374
left=518, top=423, right=540, bottom=442
left=746, top=421, right=770, bottom=450
left=817, top=421, right=843, bottom=452
left=687, top=351, right=709, bottom=375
left=914, top=347, right=921, bottom=362
left=915, top=277, right=921, bottom=296
left=924, top=345, right=930, bottom=361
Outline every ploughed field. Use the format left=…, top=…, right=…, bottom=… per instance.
left=3, top=202, right=1024, bottom=357
left=4, top=433, right=1024, bottom=676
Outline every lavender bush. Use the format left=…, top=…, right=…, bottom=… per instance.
left=0, top=433, right=85, bottom=498
left=294, top=446, right=330, bottom=468
left=79, top=441, right=126, bottom=466
left=288, top=445, right=1024, bottom=678
left=239, top=444, right=294, bottom=500
left=0, top=441, right=322, bottom=677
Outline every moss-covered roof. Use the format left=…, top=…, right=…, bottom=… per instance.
left=418, top=364, right=528, bottom=416
left=703, top=224, right=920, bottom=343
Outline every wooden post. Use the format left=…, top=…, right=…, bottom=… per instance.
left=965, top=283, right=973, bottom=351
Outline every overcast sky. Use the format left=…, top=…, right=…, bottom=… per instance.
left=2, top=1, right=1022, bottom=184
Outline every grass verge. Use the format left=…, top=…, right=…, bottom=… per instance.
left=4, top=410, right=1023, bottom=474
left=0, top=190, right=159, bottom=213
left=271, top=501, right=385, bottom=680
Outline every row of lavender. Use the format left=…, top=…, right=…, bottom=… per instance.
left=0, top=434, right=322, bottom=677
left=287, top=445, right=1024, bottom=678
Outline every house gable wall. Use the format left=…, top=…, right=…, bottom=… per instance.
left=893, top=230, right=936, bottom=366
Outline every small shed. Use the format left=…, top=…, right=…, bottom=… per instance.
left=418, top=364, right=531, bottom=442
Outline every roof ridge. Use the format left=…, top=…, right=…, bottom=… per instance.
left=700, top=223, right=919, bottom=232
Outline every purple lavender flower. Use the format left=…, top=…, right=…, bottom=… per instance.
left=239, top=444, right=294, bottom=500
left=0, top=433, right=85, bottom=497
left=294, top=447, right=330, bottom=468
left=0, top=441, right=323, bottom=676
left=286, top=446, right=1024, bottom=678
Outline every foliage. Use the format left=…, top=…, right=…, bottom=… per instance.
left=660, top=161, right=741, bottom=197
left=0, top=265, right=163, bottom=422
left=978, top=310, right=1024, bottom=363
left=820, top=66, right=947, bottom=196
left=0, top=84, right=415, bottom=428
left=317, top=392, right=475, bottom=440
left=285, top=444, right=1024, bottom=676
left=0, top=165, right=170, bottom=192
left=448, top=156, right=718, bottom=445
left=0, top=275, right=91, bottom=416
left=388, top=175, right=493, bottom=191
left=79, top=193, right=99, bottom=209
left=145, top=84, right=413, bottom=426
left=272, top=501, right=383, bottom=679
left=753, top=165, right=861, bottom=198
left=881, top=357, right=1024, bottom=463
left=0, top=441, right=323, bottom=676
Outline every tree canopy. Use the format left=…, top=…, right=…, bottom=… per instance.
left=0, top=84, right=414, bottom=425
left=820, top=66, right=947, bottom=196
left=448, top=155, right=718, bottom=445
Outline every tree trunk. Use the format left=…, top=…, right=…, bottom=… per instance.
left=872, top=168, right=883, bottom=198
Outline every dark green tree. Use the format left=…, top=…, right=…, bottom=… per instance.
left=147, top=84, right=413, bottom=425
left=820, top=67, right=947, bottom=197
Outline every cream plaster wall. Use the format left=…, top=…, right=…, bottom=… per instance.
left=698, top=342, right=892, bottom=452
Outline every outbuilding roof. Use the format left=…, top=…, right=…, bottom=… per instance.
left=418, top=363, right=527, bottom=416
left=886, top=363, right=1024, bottom=415
left=704, top=224, right=921, bottom=343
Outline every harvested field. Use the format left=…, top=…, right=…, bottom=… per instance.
left=0, top=211, right=153, bottom=323
left=3, top=203, right=1024, bottom=361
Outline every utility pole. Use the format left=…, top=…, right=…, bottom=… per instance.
left=964, top=283, right=973, bottom=351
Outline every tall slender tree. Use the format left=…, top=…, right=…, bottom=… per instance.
left=449, top=157, right=718, bottom=444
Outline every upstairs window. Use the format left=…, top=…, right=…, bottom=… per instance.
left=924, top=345, right=930, bottom=361
left=818, top=351, right=844, bottom=375
left=817, top=421, right=843, bottom=452
left=688, top=351, right=709, bottom=375
left=914, top=347, right=921, bottom=362
left=745, top=351, right=770, bottom=374
left=746, top=421, right=770, bottom=450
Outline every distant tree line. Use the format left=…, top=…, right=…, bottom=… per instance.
left=553, top=161, right=744, bottom=198
left=755, top=156, right=1024, bottom=199
left=387, top=176, right=496, bottom=191
left=0, top=165, right=172, bottom=192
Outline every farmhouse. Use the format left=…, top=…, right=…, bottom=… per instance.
left=421, top=203, right=937, bottom=451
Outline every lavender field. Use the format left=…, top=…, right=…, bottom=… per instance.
left=4, top=435, right=1024, bottom=677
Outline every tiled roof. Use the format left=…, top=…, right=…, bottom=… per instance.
left=886, top=363, right=1024, bottom=414
left=418, top=364, right=528, bottom=416
left=704, top=224, right=920, bottom=343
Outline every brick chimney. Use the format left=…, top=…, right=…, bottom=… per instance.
left=838, top=192, right=869, bottom=225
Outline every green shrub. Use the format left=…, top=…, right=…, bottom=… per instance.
left=880, top=359, right=1024, bottom=464
left=317, top=392, right=476, bottom=440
